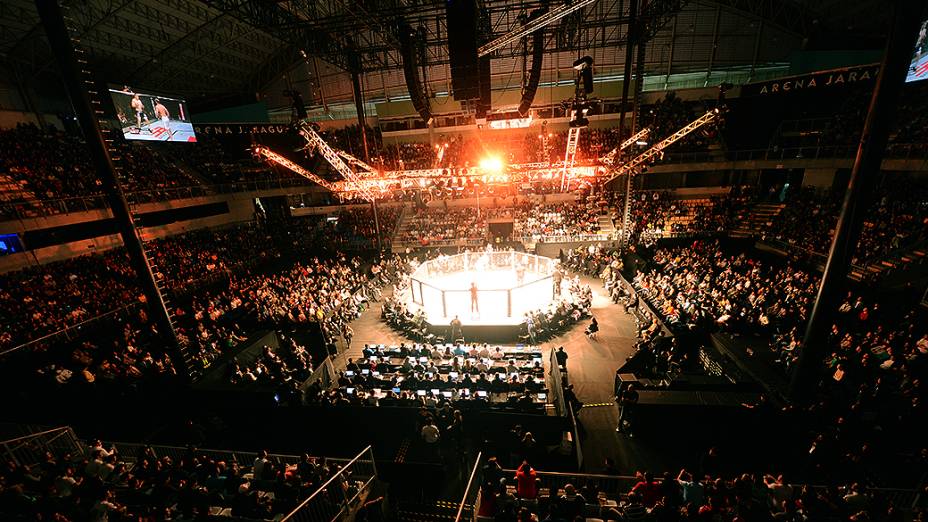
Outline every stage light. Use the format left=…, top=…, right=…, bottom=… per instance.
left=636, top=140, right=649, bottom=146
left=479, top=156, right=504, bottom=174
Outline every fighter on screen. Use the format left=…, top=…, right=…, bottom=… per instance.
left=153, top=99, right=172, bottom=141
left=109, top=87, right=198, bottom=142
left=130, top=93, right=151, bottom=134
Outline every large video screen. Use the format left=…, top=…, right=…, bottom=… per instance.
left=109, top=87, right=197, bottom=142
left=907, top=19, right=928, bottom=82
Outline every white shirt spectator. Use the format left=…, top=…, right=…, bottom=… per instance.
left=421, top=423, right=440, bottom=443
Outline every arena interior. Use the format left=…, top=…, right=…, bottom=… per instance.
left=2, top=0, right=928, bottom=520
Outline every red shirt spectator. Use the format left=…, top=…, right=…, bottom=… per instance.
left=631, top=473, right=663, bottom=507
left=515, top=461, right=537, bottom=499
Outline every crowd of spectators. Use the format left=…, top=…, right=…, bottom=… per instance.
left=0, top=123, right=100, bottom=203
left=767, top=181, right=928, bottom=264
left=316, top=206, right=402, bottom=250
left=168, top=134, right=292, bottom=185
left=479, top=461, right=917, bottom=522
left=0, top=249, right=141, bottom=349
left=0, top=442, right=349, bottom=521
left=230, top=337, right=315, bottom=394
left=0, top=123, right=211, bottom=204
left=511, top=197, right=608, bottom=239
left=633, top=240, right=819, bottom=334
left=398, top=206, right=488, bottom=245
left=1, top=218, right=409, bottom=393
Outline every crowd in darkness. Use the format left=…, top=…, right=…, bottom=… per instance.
left=0, top=249, right=140, bottom=349
left=767, top=180, right=928, bottom=264
left=168, top=134, right=294, bottom=185
left=479, top=460, right=917, bottom=521
left=633, top=240, right=818, bottom=334
left=0, top=124, right=207, bottom=202
left=0, top=442, right=349, bottom=521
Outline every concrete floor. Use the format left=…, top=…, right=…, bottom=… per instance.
left=343, top=273, right=670, bottom=475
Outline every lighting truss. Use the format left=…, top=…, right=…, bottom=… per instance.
left=601, top=128, right=651, bottom=166
left=296, top=120, right=375, bottom=201
left=253, top=146, right=339, bottom=192
left=337, top=150, right=378, bottom=177
left=332, top=164, right=599, bottom=193
left=605, top=109, right=720, bottom=185
left=478, top=0, right=600, bottom=57
left=562, top=127, right=582, bottom=191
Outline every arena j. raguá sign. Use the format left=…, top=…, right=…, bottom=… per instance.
left=193, top=124, right=292, bottom=135
left=742, top=63, right=880, bottom=96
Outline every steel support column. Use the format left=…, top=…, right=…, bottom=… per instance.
left=351, top=68, right=370, bottom=162
left=617, top=0, right=638, bottom=143
left=34, top=0, right=183, bottom=376
left=788, top=0, right=923, bottom=402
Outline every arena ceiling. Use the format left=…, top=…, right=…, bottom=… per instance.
left=0, top=0, right=892, bottom=103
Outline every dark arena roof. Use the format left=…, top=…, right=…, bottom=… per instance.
left=1, top=1, right=927, bottom=521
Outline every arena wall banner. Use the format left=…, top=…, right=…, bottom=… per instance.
left=192, top=123, right=293, bottom=136
left=741, top=63, right=880, bottom=96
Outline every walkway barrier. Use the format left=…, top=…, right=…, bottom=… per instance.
left=547, top=348, right=567, bottom=417
left=454, top=452, right=483, bottom=522
left=498, top=468, right=923, bottom=513
left=281, top=445, right=378, bottom=522
left=0, top=427, right=85, bottom=466
left=568, top=401, right=583, bottom=469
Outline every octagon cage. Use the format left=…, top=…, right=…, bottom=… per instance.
left=409, top=251, right=557, bottom=323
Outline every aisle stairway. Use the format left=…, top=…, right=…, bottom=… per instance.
left=0, top=173, right=47, bottom=217
left=729, top=202, right=784, bottom=238
left=849, top=243, right=928, bottom=282
left=597, top=213, right=616, bottom=237
left=392, top=209, right=421, bottom=251
left=395, top=500, right=473, bottom=522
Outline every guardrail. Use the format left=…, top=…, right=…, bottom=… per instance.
left=547, top=348, right=567, bottom=417
left=659, top=142, right=928, bottom=165
left=454, top=452, right=483, bottom=522
left=498, top=468, right=923, bottom=512
left=516, top=232, right=617, bottom=244
left=0, top=426, right=85, bottom=466
left=281, top=445, right=378, bottom=522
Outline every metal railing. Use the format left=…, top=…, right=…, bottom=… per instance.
left=103, top=441, right=305, bottom=468
left=0, top=426, right=85, bottom=466
left=658, top=142, right=928, bottom=166
left=282, top=445, right=378, bottom=522
left=498, top=468, right=922, bottom=511
left=516, top=232, right=617, bottom=244
left=455, top=452, right=483, bottom=522
left=547, top=348, right=567, bottom=417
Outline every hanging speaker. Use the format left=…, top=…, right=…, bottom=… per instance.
left=399, top=24, right=431, bottom=123
left=446, top=0, right=480, bottom=100
left=518, top=29, right=545, bottom=116
left=477, top=55, right=492, bottom=119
